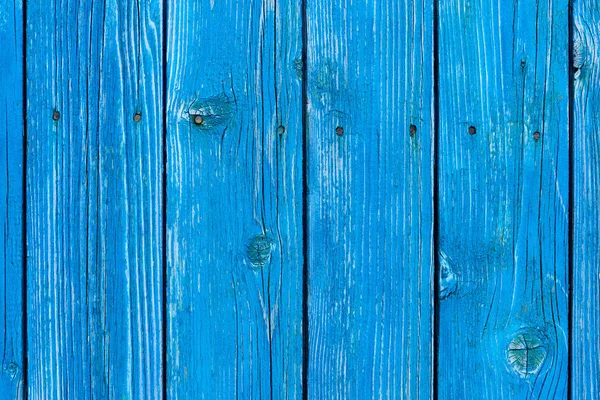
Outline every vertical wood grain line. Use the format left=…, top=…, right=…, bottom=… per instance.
left=433, top=0, right=440, bottom=399
left=567, top=0, right=574, bottom=398
left=301, top=0, right=309, bottom=398
left=22, top=0, right=29, bottom=395
left=161, top=0, right=168, bottom=398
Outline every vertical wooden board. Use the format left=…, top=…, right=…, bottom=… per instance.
left=26, top=1, right=163, bottom=398
left=306, top=1, right=434, bottom=398
left=166, top=1, right=303, bottom=398
left=573, top=1, right=600, bottom=398
left=0, top=0, right=24, bottom=396
left=438, top=1, right=569, bottom=398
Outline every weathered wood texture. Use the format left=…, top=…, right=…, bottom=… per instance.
left=438, top=1, right=569, bottom=399
left=0, top=0, right=25, bottom=397
left=573, top=1, right=600, bottom=398
left=26, top=1, right=164, bottom=398
left=305, top=1, right=434, bottom=398
left=166, top=1, right=303, bottom=397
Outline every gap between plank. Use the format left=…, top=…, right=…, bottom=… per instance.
left=567, top=0, right=574, bottom=398
left=432, top=0, right=440, bottom=399
left=22, top=0, right=29, bottom=395
left=161, top=0, right=169, bottom=398
left=301, top=0, right=309, bottom=398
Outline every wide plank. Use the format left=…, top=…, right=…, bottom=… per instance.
left=573, top=1, right=600, bottom=398
left=305, top=1, right=435, bottom=398
left=437, top=1, right=569, bottom=398
left=26, top=1, right=164, bottom=397
left=0, top=0, right=25, bottom=397
left=166, top=1, right=303, bottom=397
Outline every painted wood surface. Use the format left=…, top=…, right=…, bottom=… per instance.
left=305, top=1, right=434, bottom=398
left=573, top=1, right=600, bottom=398
left=26, top=1, right=164, bottom=398
left=0, top=0, right=25, bottom=397
left=438, top=1, right=569, bottom=399
left=3, top=1, right=600, bottom=398
left=166, top=1, right=303, bottom=398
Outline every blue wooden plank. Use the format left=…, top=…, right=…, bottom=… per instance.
left=0, top=0, right=25, bottom=397
left=166, top=1, right=303, bottom=398
left=305, top=1, right=434, bottom=398
left=573, top=1, right=600, bottom=398
left=438, top=1, right=569, bottom=398
left=26, top=1, right=164, bottom=397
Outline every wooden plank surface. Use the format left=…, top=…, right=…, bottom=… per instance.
left=437, top=1, right=569, bottom=398
left=573, top=1, right=600, bottom=398
left=166, top=1, right=303, bottom=397
left=305, top=1, right=434, bottom=398
left=0, top=0, right=25, bottom=397
left=26, top=1, right=164, bottom=397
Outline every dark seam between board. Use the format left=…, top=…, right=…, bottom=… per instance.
left=567, top=0, right=574, bottom=398
left=21, top=0, right=28, bottom=395
left=432, top=0, right=440, bottom=399
left=301, top=0, right=309, bottom=398
left=161, top=0, right=169, bottom=397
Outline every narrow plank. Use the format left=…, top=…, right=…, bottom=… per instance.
left=573, top=2, right=600, bottom=398
left=438, top=1, right=569, bottom=398
left=166, top=1, right=303, bottom=397
left=305, top=1, right=434, bottom=398
left=0, top=0, right=25, bottom=396
left=26, top=1, right=163, bottom=397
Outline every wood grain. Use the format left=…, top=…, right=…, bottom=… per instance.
left=305, top=1, right=434, bottom=398
left=0, top=0, right=25, bottom=397
left=438, top=0, right=569, bottom=398
left=573, top=1, right=600, bottom=398
left=166, top=0, right=303, bottom=397
left=26, top=1, right=164, bottom=397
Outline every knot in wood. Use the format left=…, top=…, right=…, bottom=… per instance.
left=507, top=331, right=547, bottom=377
left=246, top=234, right=274, bottom=269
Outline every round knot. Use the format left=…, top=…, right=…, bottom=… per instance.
left=246, top=234, right=274, bottom=269
left=507, top=330, right=547, bottom=377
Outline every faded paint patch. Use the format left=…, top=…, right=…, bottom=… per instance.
left=439, top=251, right=459, bottom=299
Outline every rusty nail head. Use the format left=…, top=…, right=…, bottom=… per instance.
left=533, top=131, right=540, bottom=140
left=409, top=124, right=417, bottom=136
left=277, top=125, right=285, bottom=134
left=52, top=111, right=61, bottom=121
left=336, top=126, right=344, bottom=136
left=468, top=126, right=476, bottom=135
left=133, top=112, right=142, bottom=122
left=193, top=115, right=203, bottom=125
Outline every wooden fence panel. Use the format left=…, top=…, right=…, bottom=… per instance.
left=573, top=1, right=600, bottom=398
left=26, top=1, right=164, bottom=397
left=438, top=1, right=569, bottom=398
left=0, top=0, right=25, bottom=397
left=166, top=1, right=303, bottom=398
left=305, top=1, right=435, bottom=398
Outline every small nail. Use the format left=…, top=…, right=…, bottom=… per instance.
left=409, top=124, right=417, bottom=136
left=336, top=126, right=344, bottom=136
left=133, top=112, right=142, bottom=122
left=277, top=125, right=285, bottom=134
left=193, top=115, right=204, bottom=125
left=52, top=111, right=61, bottom=121
left=533, top=131, right=540, bottom=140
left=468, top=126, right=476, bottom=135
